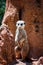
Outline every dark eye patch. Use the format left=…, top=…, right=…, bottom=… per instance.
left=17, top=22, right=25, bottom=26
left=18, top=23, right=19, bottom=25
left=21, top=23, right=23, bottom=26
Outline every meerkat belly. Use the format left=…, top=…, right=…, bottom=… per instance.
left=18, top=30, right=25, bottom=42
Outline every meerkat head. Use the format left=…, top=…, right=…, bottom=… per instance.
left=16, top=20, right=25, bottom=29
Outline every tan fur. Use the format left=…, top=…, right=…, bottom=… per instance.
left=15, top=38, right=29, bottom=60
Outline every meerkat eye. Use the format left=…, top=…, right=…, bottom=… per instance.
left=18, top=23, right=19, bottom=25
left=21, top=23, right=23, bottom=26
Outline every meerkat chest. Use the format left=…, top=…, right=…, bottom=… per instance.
left=18, top=30, right=25, bottom=41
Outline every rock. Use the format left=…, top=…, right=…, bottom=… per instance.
left=0, top=35, right=7, bottom=65
left=0, top=24, right=16, bottom=63
left=32, top=56, right=43, bottom=65
left=0, top=56, right=7, bottom=65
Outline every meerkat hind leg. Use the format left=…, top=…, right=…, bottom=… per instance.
left=20, top=49, right=27, bottom=62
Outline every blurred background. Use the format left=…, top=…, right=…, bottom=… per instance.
left=0, top=0, right=6, bottom=25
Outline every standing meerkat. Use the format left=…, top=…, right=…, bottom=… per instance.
left=14, top=20, right=29, bottom=61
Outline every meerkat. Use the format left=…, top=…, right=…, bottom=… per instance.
left=14, top=20, right=29, bottom=61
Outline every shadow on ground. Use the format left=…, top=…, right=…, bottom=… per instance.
left=8, top=59, right=32, bottom=65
